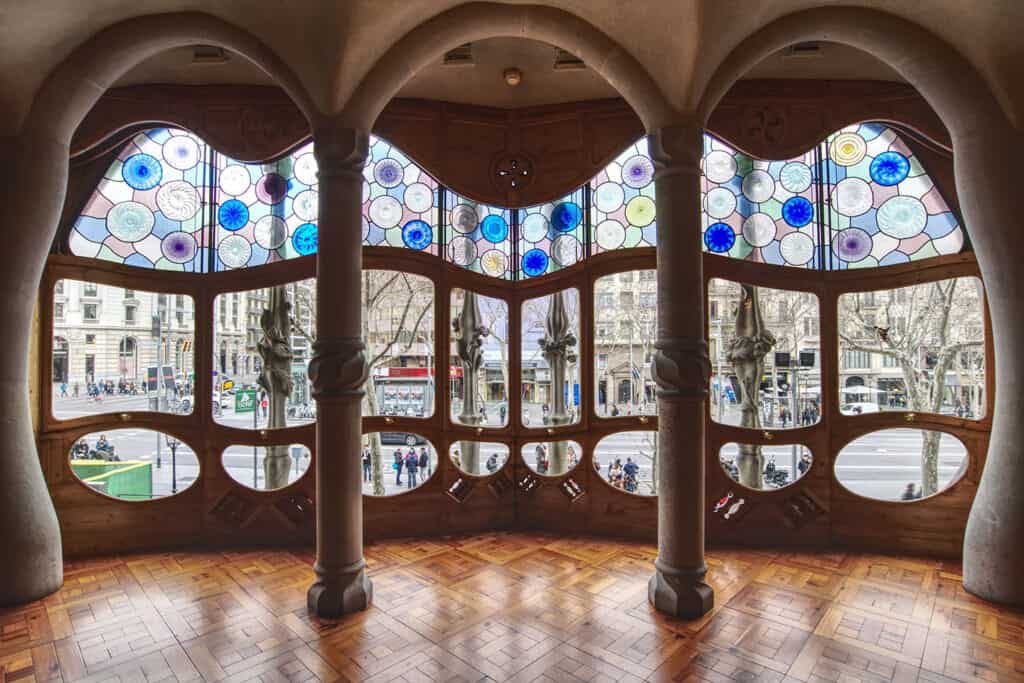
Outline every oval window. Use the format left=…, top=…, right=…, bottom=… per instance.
left=222, top=444, right=310, bottom=491
left=719, top=443, right=812, bottom=490
left=68, top=428, right=198, bottom=500
left=522, top=440, right=582, bottom=477
left=361, top=432, right=436, bottom=496
left=835, top=428, right=967, bottom=501
left=595, top=431, right=657, bottom=495
left=450, top=442, right=509, bottom=476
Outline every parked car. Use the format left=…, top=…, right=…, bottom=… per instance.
left=840, top=402, right=881, bottom=415
left=379, top=432, right=426, bottom=446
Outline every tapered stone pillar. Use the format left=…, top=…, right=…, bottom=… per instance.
left=0, top=134, right=64, bottom=606
left=647, top=124, right=714, bottom=618
left=306, top=125, right=372, bottom=617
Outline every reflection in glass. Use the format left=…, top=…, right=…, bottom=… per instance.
left=450, top=290, right=508, bottom=453
left=594, top=270, right=657, bottom=417
left=52, top=280, right=195, bottom=420
left=450, top=442, right=509, bottom=476
left=522, top=289, right=579, bottom=428
left=595, top=431, right=657, bottom=495
left=222, top=444, right=310, bottom=490
left=362, top=432, right=435, bottom=496
left=719, top=443, right=812, bottom=490
left=213, top=279, right=316, bottom=429
left=708, top=279, right=821, bottom=431
left=835, top=429, right=967, bottom=501
left=363, top=271, right=435, bottom=420
left=522, top=441, right=582, bottom=477
left=838, top=278, right=985, bottom=419
left=69, top=428, right=198, bottom=500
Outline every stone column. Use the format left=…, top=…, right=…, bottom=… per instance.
left=0, top=134, right=64, bottom=606
left=647, top=124, right=714, bottom=618
left=540, top=289, right=577, bottom=474
left=306, top=125, right=372, bottom=617
left=726, top=284, right=775, bottom=489
left=454, top=290, right=487, bottom=474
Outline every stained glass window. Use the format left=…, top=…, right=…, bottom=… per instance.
left=444, top=190, right=514, bottom=279
left=517, top=188, right=585, bottom=277
left=591, top=138, right=657, bottom=253
left=701, top=136, right=821, bottom=268
left=214, top=141, right=318, bottom=270
left=823, top=123, right=964, bottom=268
left=362, top=136, right=439, bottom=254
left=71, top=128, right=211, bottom=271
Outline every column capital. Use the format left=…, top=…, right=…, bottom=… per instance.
left=308, top=337, right=368, bottom=400
left=312, top=124, right=369, bottom=181
left=652, top=337, right=711, bottom=400
left=648, top=124, right=703, bottom=177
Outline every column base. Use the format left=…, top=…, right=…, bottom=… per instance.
left=648, top=560, right=714, bottom=619
left=307, top=560, right=372, bottom=618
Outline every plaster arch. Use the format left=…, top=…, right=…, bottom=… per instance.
left=337, top=2, right=677, bottom=133
left=0, top=12, right=317, bottom=607
left=697, top=6, right=1024, bottom=608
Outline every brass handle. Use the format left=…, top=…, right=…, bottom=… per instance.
left=259, top=429, right=268, bottom=440
left=639, top=416, right=649, bottom=424
left=384, top=416, right=394, bottom=424
left=904, top=412, right=916, bottom=423
left=762, top=431, right=774, bottom=441
left=475, top=427, right=483, bottom=435
left=120, top=413, right=131, bottom=422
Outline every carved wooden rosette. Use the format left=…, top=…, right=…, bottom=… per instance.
left=308, top=338, right=369, bottom=401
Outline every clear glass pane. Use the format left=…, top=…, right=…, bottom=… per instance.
left=363, top=271, right=435, bottom=419
left=52, top=280, right=195, bottom=420
left=719, top=443, right=812, bottom=490
left=708, top=279, right=821, bottom=429
left=450, top=289, right=508, bottom=427
left=450, top=442, right=509, bottom=476
left=521, top=288, right=580, bottom=427
left=361, top=432, right=435, bottom=496
left=213, top=279, right=316, bottom=429
left=222, top=444, right=310, bottom=491
left=838, top=277, right=985, bottom=419
left=595, top=431, right=658, bottom=495
left=69, top=428, right=198, bottom=500
left=835, top=429, right=967, bottom=501
left=522, top=441, right=582, bottom=477
left=593, top=270, right=657, bottom=417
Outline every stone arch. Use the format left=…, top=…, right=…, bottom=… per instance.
left=338, top=2, right=676, bottom=132
left=697, top=6, right=1024, bottom=607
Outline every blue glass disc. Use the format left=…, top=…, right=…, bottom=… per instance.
left=782, top=196, right=814, bottom=227
left=292, top=223, right=318, bottom=255
left=550, top=202, right=582, bottom=232
left=402, top=219, right=433, bottom=251
left=218, top=199, right=249, bottom=231
left=121, top=154, right=163, bottom=190
left=480, top=214, right=509, bottom=243
left=869, top=151, right=910, bottom=186
left=521, top=248, right=549, bottom=277
left=704, top=222, right=735, bottom=253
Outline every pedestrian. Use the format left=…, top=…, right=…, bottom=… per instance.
left=405, top=449, right=419, bottom=488
left=362, top=447, right=371, bottom=482
left=59, top=382, right=68, bottom=398
left=535, top=444, right=547, bottom=474
left=418, top=447, right=430, bottom=476
left=452, top=448, right=461, bottom=470
left=798, top=451, right=812, bottom=475
left=623, top=457, right=639, bottom=492
left=611, top=404, right=620, bottom=417
left=499, top=404, right=507, bottom=424
left=568, top=445, right=578, bottom=469
left=72, top=382, right=79, bottom=398
left=779, top=406, right=789, bottom=428
left=486, top=452, right=499, bottom=473
left=900, top=482, right=920, bottom=501
left=393, top=448, right=403, bottom=486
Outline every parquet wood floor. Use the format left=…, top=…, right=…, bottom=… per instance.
left=2, top=534, right=1023, bottom=682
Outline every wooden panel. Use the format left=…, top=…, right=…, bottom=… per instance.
left=2, top=534, right=1018, bottom=682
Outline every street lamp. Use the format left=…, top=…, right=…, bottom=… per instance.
left=165, top=434, right=180, bottom=494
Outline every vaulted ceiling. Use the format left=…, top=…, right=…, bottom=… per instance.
left=1, top=0, right=1022, bottom=131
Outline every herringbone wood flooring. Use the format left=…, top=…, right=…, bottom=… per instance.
left=2, top=534, right=1022, bottom=682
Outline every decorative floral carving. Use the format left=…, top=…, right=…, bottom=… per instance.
left=742, top=106, right=786, bottom=145
left=308, top=337, right=369, bottom=399
left=651, top=337, right=712, bottom=399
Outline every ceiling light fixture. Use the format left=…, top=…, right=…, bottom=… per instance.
left=503, top=67, right=523, bottom=87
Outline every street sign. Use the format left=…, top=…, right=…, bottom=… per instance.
left=146, top=366, right=159, bottom=391
left=222, top=379, right=234, bottom=391
left=235, top=389, right=257, bottom=413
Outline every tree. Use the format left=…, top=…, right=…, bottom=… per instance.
left=839, top=278, right=985, bottom=496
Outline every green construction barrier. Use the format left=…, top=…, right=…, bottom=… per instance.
left=71, top=460, right=153, bottom=501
